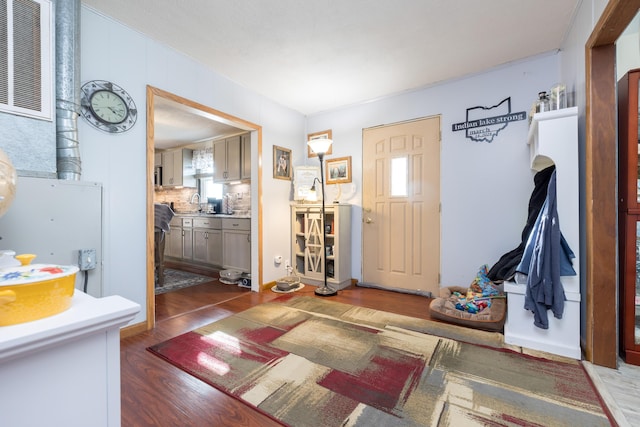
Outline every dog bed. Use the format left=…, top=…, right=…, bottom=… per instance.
left=429, top=285, right=506, bottom=332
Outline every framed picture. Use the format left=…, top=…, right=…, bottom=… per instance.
left=273, top=145, right=292, bottom=180
left=293, top=166, right=321, bottom=201
left=326, top=156, right=352, bottom=185
left=307, top=129, right=333, bottom=158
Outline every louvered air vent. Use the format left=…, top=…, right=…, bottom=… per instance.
left=0, top=0, right=52, bottom=120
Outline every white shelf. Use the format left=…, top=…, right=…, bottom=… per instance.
left=527, top=107, right=579, bottom=172
left=504, top=106, right=581, bottom=359
left=291, top=203, right=352, bottom=289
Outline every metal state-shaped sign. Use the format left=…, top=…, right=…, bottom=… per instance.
left=452, top=97, right=526, bottom=143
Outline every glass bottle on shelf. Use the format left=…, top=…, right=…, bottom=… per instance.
left=535, top=91, right=550, bottom=113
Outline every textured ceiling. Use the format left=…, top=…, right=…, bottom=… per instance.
left=82, top=0, right=580, bottom=116
left=81, top=1, right=582, bottom=148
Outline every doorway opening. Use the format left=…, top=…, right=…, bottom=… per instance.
left=145, top=86, right=262, bottom=330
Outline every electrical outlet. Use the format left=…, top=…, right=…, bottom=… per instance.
left=284, top=259, right=290, bottom=269
left=78, top=249, right=96, bottom=271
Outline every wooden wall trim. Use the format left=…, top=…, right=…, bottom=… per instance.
left=585, top=43, right=618, bottom=367
left=587, top=0, right=640, bottom=47
left=146, top=86, right=156, bottom=331
left=585, top=0, right=640, bottom=368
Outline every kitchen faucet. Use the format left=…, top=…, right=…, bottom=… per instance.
left=190, top=193, right=201, bottom=211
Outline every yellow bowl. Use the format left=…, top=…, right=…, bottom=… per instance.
left=0, top=264, right=78, bottom=326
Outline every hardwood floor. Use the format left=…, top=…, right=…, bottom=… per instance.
left=122, top=273, right=435, bottom=427
left=122, top=272, right=634, bottom=426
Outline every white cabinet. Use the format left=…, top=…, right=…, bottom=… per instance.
left=291, top=203, right=351, bottom=289
left=504, top=107, right=581, bottom=359
left=241, top=133, right=251, bottom=180
left=222, top=218, right=250, bottom=272
left=214, top=136, right=241, bottom=182
left=193, top=217, right=222, bottom=265
left=0, top=292, right=139, bottom=427
left=161, top=148, right=195, bottom=187
left=154, top=152, right=162, bottom=167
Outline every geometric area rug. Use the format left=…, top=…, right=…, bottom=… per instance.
left=148, top=295, right=613, bottom=426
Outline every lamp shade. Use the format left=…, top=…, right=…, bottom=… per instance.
left=307, top=138, right=333, bottom=155
left=0, top=149, right=16, bottom=218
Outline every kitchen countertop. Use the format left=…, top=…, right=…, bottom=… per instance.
left=174, top=212, right=251, bottom=219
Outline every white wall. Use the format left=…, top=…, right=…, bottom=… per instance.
left=0, top=177, right=103, bottom=295
left=306, top=54, right=561, bottom=286
left=1, top=3, right=613, bottom=327
left=80, top=6, right=305, bottom=324
left=616, top=14, right=640, bottom=80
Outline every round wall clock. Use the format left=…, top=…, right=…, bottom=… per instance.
left=80, top=80, right=137, bottom=133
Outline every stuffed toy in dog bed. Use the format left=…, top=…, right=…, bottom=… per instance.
left=429, top=265, right=506, bottom=332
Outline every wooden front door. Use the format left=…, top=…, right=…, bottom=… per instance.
left=362, top=117, right=441, bottom=295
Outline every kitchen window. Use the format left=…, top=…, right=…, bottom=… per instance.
left=199, top=177, right=222, bottom=200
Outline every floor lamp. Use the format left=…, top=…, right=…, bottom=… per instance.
left=307, top=138, right=336, bottom=297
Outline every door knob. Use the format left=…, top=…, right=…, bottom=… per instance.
left=365, top=217, right=374, bottom=224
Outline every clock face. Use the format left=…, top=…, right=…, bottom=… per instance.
left=80, top=80, right=137, bottom=133
left=90, top=90, right=128, bottom=124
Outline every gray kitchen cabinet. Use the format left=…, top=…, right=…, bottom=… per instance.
left=193, top=217, right=222, bottom=265
left=222, top=218, right=250, bottom=272
left=166, top=215, right=249, bottom=271
left=182, top=217, right=193, bottom=260
left=241, top=133, right=251, bottom=180
left=161, top=148, right=195, bottom=187
left=213, top=136, right=241, bottom=182
left=165, top=217, right=183, bottom=258
left=165, top=217, right=193, bottom=260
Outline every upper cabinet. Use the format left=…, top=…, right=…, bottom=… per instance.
left=161, top=148, right=195, bottom=187
left=241, top=133, right=251, bottom=180
left=213, top=135, right=241, bottom=182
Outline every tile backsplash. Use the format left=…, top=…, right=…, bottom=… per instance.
left=154, top=182, right=251, bottom=215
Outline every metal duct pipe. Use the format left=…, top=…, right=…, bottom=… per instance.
left=55, top=0, right=81, bottom=180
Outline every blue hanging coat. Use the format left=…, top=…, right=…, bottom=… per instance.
left=516, top=170, right=575, bottom=329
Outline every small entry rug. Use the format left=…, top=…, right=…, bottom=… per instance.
left=155, top=268, right=215, bottom=295
left=148, top=296, right=612, bottom=426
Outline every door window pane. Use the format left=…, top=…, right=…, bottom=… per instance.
left=391, top=157, right=408, bottom=197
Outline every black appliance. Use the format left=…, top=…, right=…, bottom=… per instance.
left=208, top=198, right=222, bottom=214
left=154, top=166, right=162, bottom=186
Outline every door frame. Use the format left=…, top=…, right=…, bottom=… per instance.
left=144, top=86, right=263, bottom=331
left=585, top=0, right=640, bottom=367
